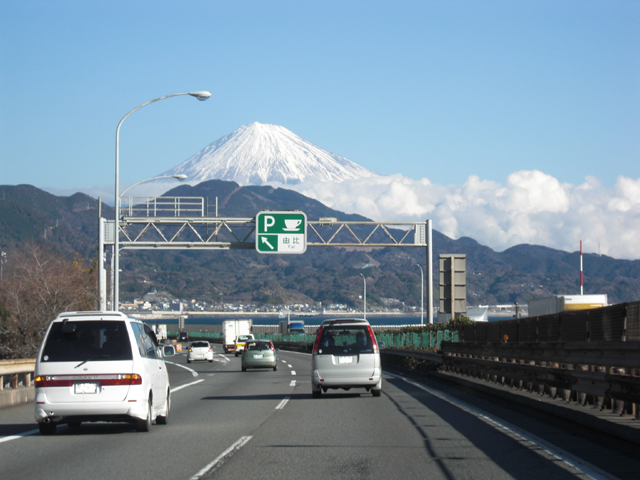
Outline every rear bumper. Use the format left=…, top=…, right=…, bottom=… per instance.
left=242, top=358, right=277, bottom=369
left=188, top=353, right=213, bottom=361
left=311, top=368, right=381, bottom=389
left=35, top=399, right=148, bottom=423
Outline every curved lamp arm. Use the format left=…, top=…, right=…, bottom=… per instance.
left=120, top=174, right=187, bottom=197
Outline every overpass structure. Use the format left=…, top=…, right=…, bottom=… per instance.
left=99, top=196, right=433, bottom=323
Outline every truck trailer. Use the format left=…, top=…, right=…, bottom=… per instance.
left=223, top=319, right=253, bottom=353
left=153, top=324, right=167, bottom=342
left=528, top=294, right=608, bottom=317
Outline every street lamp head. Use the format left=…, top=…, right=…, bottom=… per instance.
left=188, top=91, right=211, bottom=101
left=173, top=174, right=188, bottom=181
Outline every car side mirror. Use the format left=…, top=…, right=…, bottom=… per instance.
left=378, top=342, right=385, bottom=350
left=162, top=345, right=176, bottom=357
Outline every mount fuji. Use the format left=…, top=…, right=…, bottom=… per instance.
left=161, top=122, right=379, bottom=186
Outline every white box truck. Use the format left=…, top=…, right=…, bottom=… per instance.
left=154, top=324, right=167, bottom=342
left=223, top=319, right=253, bottom=353
left=528, top=294, right=608, bottom=317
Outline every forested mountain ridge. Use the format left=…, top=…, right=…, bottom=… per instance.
left=1, top=182, right=638, bottom=307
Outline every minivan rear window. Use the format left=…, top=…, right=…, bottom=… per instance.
left=317, top=326, right=374, bottom=355
left=41, top=321, right=133, bottom=362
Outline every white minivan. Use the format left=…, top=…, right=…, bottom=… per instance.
left=34, top=311, right=175, bottom=435
left=311, top=318, right=382, bottom=398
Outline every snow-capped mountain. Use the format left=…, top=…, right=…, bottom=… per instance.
left=161, top=122, right=379, bottom=185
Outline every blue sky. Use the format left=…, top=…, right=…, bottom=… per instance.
left=1, top=1, right=639, bottom=259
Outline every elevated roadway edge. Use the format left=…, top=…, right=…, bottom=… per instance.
left=404, top=368, right=640, bottom=447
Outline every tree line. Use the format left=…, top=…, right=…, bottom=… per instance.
left=0, top=242, right=98, bottom=359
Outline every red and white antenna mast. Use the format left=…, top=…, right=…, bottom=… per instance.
left=580, top=240, right=584, bottom=295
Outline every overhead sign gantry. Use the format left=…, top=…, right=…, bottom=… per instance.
left=99, top=196, right=434, bottom=323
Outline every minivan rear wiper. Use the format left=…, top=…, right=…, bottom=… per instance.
left=75, top=355, right=112, bottom=368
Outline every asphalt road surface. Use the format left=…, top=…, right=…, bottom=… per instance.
left=1, top=344, right=638, bottom=480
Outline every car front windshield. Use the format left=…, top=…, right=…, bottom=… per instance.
left=317, top=326, right=374, bottom=355
left=41, top=321, right=133, bottom=362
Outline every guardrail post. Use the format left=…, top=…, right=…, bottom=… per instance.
left=0, top=374, right=3, bottom=391
left=11, top=373, right=18, bottom=389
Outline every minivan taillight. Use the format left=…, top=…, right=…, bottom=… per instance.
left=35, top=374, right=142, bottom=387
left=366, top=325, right=379, bottom=353
left=312, top=327, right=324, bottom=354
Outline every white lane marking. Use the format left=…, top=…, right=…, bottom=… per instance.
left=275, top=396, right=291, bottom=410
left=290, top=380, right=296, bottom=387
left=287, top=364, right=293, bottom=368
left=291, top=371, right=297, bottom=376
left=214, top=354, right=229, bottom=363
left=0, top=429, right=39, bottom=444
left=190, top=436, right=253, bottom=480
left=385, top=371, right=619, bottom=480
left=281, top=360, right=287, bottom=363
left=165, top=360, right=198, bottom=377
left=171, top=378, right=205, bottom=393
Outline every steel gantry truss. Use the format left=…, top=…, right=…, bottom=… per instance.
left=99, top=197, right=433, bottom=322
left=116, top=216, right=429, bottom=249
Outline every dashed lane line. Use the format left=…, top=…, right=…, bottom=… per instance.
left=165, top=360, right=198, bottom=377
left=171, top=378, right=205, bottom=393
left=275, top=396, right=291, bottom=410
left=190, top=436, right=253, bottom=480
left=0, top=429, right=39, bottom=444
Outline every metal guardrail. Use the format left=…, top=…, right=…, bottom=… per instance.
left=440, top=341, right=640, bottom=404
left=0, top=359, right=36, bottom=390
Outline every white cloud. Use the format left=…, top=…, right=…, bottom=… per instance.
left=287, top=171, right=640, bottom=260
left=52, top=170, right=640, bottom=260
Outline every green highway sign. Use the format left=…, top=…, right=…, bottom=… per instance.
left=255, top=211, right=307, bottom=254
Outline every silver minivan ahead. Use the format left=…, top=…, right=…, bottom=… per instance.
left=311, top=318, right=382, bottom=398
left=34, top=311, right=175, bottom=434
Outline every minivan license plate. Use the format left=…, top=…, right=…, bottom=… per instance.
left=338, top=356, right=353, bottom=364
left=74, top=382, right=98, bottom=394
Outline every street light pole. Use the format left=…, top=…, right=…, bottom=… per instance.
left=114, top=91, right=210, bottom=311
left=102, top=174, right=188, bottom=309
left=416, top=263, right=424, bottom=326
left=0, top=251, right=6, bottom=282
left=360, top=273, right=367, bottom=320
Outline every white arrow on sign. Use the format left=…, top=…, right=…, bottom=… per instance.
left=261, top=237, right=275, bottom=250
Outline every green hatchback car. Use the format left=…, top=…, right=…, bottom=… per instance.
left=241, top=340, right=278, bottom=371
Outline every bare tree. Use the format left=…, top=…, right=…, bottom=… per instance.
left=0, top=242, right=98, bottom=359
